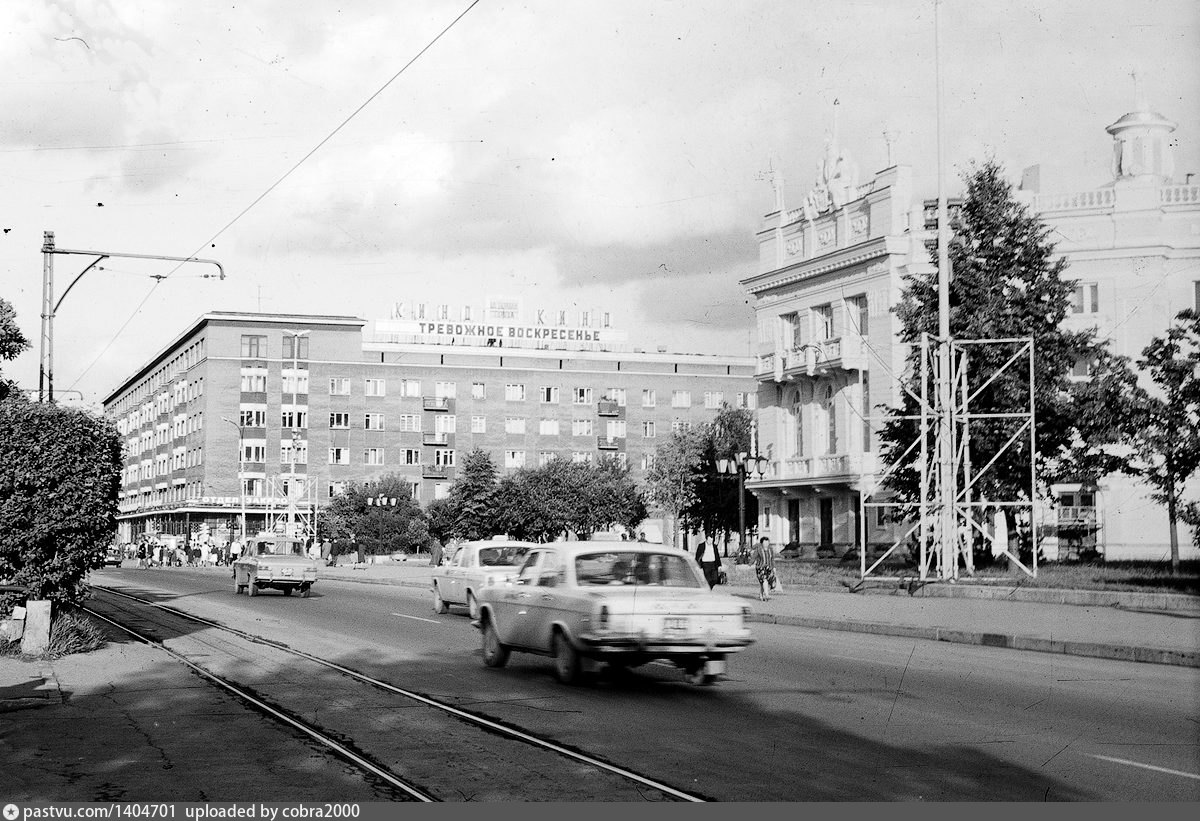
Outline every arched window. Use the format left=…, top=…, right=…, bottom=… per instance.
left=790, top=389, right=804, bottom=457
left=823, top=385, right=837, bottom=455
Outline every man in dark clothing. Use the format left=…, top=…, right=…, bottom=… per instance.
left=694, top=540, right=723, bottom=589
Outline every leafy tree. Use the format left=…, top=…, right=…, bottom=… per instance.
left=684, top=405, right=757, bottom=555
left=0, top=400, right=122, bottom=613
left=1123, top=309, right=1200, bottom=573
left=644, top=425, right=708, bottom=549
left=879, top=159, right=1136, bottom=550
left=321, top=474, right=430, bottom=556
left=443, top=448, right=500, bottom=540
left=0, top=297, right=30, bottom=402
left=492, top=457, right=645, bottom=542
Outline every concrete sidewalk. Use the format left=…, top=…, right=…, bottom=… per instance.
left=320, top=558, right=1200, bottom=668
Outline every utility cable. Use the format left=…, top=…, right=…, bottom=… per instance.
left=69, top=0, right=483, bottom=393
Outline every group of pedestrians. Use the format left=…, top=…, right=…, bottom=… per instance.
left=694, top=536, right=780, bottom=600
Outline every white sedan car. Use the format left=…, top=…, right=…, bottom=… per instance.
left=473, top=544, right=755, bottom=686
left=431, top=540, right=534, bottom=618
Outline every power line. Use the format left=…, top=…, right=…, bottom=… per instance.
left=67, top=0, right=483, bottom=394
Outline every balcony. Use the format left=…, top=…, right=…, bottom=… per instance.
left=423, top=396, right=452, bottom=411
left=422, top=464, right=451, bottom=479
left=779, top=336, right=868, bottom=378
left=1053, top=506, right=1099, bottom=531
left=422, top=432, right=450, bottom=446
left=597, top=400, right=623, bottom=417
left=596, top=436, right=622, bottom=450
left=756, top=452, right=878, bottom=484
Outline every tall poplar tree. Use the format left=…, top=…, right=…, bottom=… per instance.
left=878, top=160, right=1136, bottom=528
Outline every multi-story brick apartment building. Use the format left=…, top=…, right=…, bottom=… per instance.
left=742, top=102, right=1199, bottom=562
left=103, top=308, right=756, bottom=545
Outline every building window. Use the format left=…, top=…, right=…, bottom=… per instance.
left=282, top=334, right=309, bottom=360
left=240, top=370, right=267, bottom=393
left=281, top=369, right=309, bottom=395
left=572, top=452, right=593, bottom=464
left=823, top=385, right=838, bottom=455
left=640, top=453, right=654, bottom=471
left=239, top=408, right=266, bottom=428
left=437, top=304, right=450, bottom=320
left=435, top=381, right=457, bottom=399
left=539, top=419, right=560, bottom=435
left=847, top=294, right=869, bottom=336
left=398, top=414, right=421, bottom=432
left=505, top=450, right=526, bottom=468
left=240, top=335, right=266, bottom=358
left=434, top=482, right=451, bottom=500
left=572, top=418, right=594, bottom=436
left=642, top=389, right=656, bottom=408
left=365, top=413, right=385, bottom=431
left=329, top=482, right=346, bottom=498
left=671, top=418, right=689, bottom=433
left=435, top=415, right=457, bottom=434
left=813, top=304, right=834, bottom=340
left=280, top=409, right=307, bottom=429
left=434, top=449, right=456, bottom=467
left=1072, top=283, right=1100, bottom=314
left=704, top=391, right=723, bottom=409
left=573, top=387, right=593, bottom=404
left=505, top=417, right=526, bottom=434
left=605, top=420, right=626, bottom=439
left=328, top=447, right=350, bottom=465
left=280, top=442, right=308, bottom=465
left=240, top=443, right=266, bottom=463
left=471, top=416, right=486, bottom=433
left=672, top=390, right=691, bottom=408
left=471, top=382, right=486, bottom=400
left=329, top=412, right=350, bottom=429
left=505, top=383, right=526, bottom=401
left=540, top=386, right=560, bottom=403
left=364, top=448, right=385, bottom=466
left=365, top=378, right=386, bottom=397
left=400, top=449, right=421, bottom=465
left=642, top=421, right=656, bottom=438
left=538, top=451, right=555, bottom=467
left=606, top=388, right=626, bottom=406
left=1071, top=357, right=1096, bottom=378
left=400, top=379, right=421, bottom=397
left=329, top=377, right=350, bottom=396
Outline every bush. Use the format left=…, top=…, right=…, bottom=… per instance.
left=0, top=400, right=122, bottom=613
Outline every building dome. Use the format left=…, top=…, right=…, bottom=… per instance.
left=1104, top=104, right=1176, bottom=183
left=1105, top=107, right=1176, bottom=136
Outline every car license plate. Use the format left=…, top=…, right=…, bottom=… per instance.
left=663, top=617, right=688, bottom=634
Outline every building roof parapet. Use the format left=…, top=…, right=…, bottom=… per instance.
left=742, top=235, right=906, bottom=295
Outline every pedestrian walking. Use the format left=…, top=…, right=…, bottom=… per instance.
left=695, top=540, right=723, bottom=589
left=136, top=543, right=147, bottom=569
left=753, top=536, right=779, bottom=601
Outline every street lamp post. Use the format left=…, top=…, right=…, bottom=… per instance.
left=221, top=417, right=247, bottom=542
left=282, top=330, right=310, bottom=539
left=717, top=451, right=769, bottom=558
left=38, top=231, right=223, bottom=402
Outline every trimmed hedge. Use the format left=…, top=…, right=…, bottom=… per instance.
left=0, top=399, right=122, bottom=613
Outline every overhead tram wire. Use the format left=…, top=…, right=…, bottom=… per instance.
left=67, top=0, right=483, bottom=394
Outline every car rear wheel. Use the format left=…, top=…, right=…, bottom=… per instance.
left=482, top=620, right=509, bottom=668
left=234, top=578, right=243, bottom=595
left=467, top=592, right=479, bottom=620
left=301, top=586, right=311, bottom=598
left=248, top=582, right=258, bottom=597
left=552, top=631, right=581, bottom=685
left=283, top=586, right=293, bottom=596
left=432, top=585, right=448, bottom=614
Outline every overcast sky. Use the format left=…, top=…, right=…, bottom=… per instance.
left=2, top=0, right=1197, bottom=404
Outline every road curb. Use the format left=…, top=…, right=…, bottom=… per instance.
left=746, top=612, right=1200, bottom=668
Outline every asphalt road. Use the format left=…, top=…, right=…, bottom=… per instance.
left=95, top=567, right=1200, bottom=801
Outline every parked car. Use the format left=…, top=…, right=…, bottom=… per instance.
left=103, top=545, right=125, bottom=567
left=473, top=544, right=755, bottom=686
left=233, top=535, right=319, bottom=597
left=432, top=540, right=534, bottom=618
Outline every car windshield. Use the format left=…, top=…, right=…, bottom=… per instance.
left=574, top=551, right=703, bottom=588
left=252, top=540, right=304, bottom=557
left=478, top=546, right=527, bottom=567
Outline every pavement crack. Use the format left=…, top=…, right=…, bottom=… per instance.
left=885, top=645, right=917, bottom=729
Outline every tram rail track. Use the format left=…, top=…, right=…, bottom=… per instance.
left=86, top=585, right=707, bottom=803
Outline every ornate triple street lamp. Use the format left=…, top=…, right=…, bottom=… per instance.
left=716, top=452, right=769, bottom=558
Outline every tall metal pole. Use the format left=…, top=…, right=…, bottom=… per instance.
left=737, top=465, right=746, bottom=558
left=39, top=232, right=54, bottom=402
left=935, top=0, right=956, bottom=579
left=223, top=417, right=247, bottom=541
